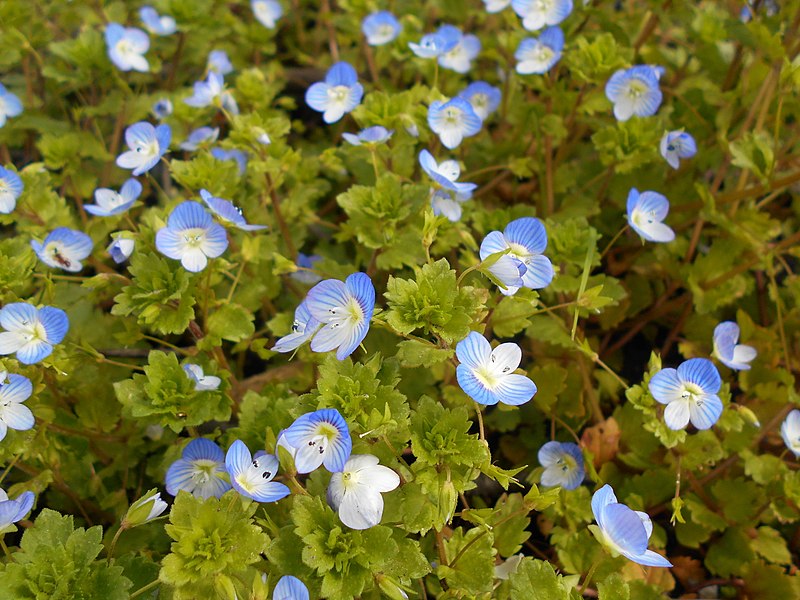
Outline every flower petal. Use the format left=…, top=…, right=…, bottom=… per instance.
left=456, top=331, right=491, bottom=369
left=648, top=368, right=682, bottom=404
left=688, top=394, right=723, bottom=430
left=494, top=373, right=537, bottom=406
left=601, top=502, right=648, bottom=557
left=677, top=358, right=721, bottom=394
left=664, top=399, right=691, bottom=430
left=456, top=365, right=498, bottom=405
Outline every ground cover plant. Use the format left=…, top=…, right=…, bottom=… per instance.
left=0, top=0, right=799, bottom=598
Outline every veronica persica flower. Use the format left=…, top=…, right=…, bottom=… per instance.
left=292, top=253, right=323, bottom=285
left=105, top=23, right=149, bottom=72
left=327, top=454, right=400, bottom=529
left=151, top=98, right=173, bottom=120
left=305, top=62, right=364, bottom=124
left=155, top=201, right=228, bottom=272
left=484, top=0, right=512, bottom=13
left=184, top=72, right=239, bottom=115
left=208, top=49, right=234, bottom=75
left=284, top=409, right=352, bottom=473
left=342, top=126, right=393, bottom=146
left=305, top=272, right=375, bottom=360
left=409, top=27, right=461, bottom=58
left=0, top=303, right=68, bottom=365
left=362, top=11, right=401, bottom=46
left=179, top=126, right=219, bottom=151
left=419, top=150, right=477, bottom=197
left=480, top=217, right=554, bottom=295
left=31, top=228, right=93, bottom=273
left=183, top=364, right=221, bottom=391
left=428, top=98, right=482, bottom=150
left=538, top=441, right=584, bottom=490
left=0, top=488, right=34, bottom=531
left=438, top=27, right=481, bottom=74
left=166, top=438, right=231, bottom=499
left=713, top=321, right=757, bottom=371
left=273, top=301, right=321, bottom=353
left=456, top=332, right=537, bottom=406
left=0, top=372, right=34, bottom=442
left=274, top=576, right=309, bottom=600
left=0, top=84, right=23, bottom=129
left=515, top=27, right=564, bottom=75
left=0, top=166, right=23, bottom=214
left=626, top=188, right=674, bottom=243
left=431, top=190, right=468, bottom=222
left=252, top=0, right=283, bottom=29
left=85, top=179, right=142, bottom=217
left=116, top=122, right=171, bottom=176
left=107, top=235, right=135, bottom=264
left=199, top=189, right=265, bottom=231
left=649, top=358, right=723, bottom=431
left=660, top=130, right=697, bottom=169
left=211, top=148, right=248, bottom=174
left=226, top=440, right=290, bottom=502
left=591, top=484, right=672, bottom=567
left=458, top=82, right=501, bottom=121
left=124, top=490, right=168, bottom=527
left=140, top=6, right=177, bottom=36
left=605, top=65, right=663, bottom=121
left=781, top=410, right=800, bottom=458
left=512, top=0, right=573, bottom=31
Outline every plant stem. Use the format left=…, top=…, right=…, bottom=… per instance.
left=130, top=579, right=161, bottom=599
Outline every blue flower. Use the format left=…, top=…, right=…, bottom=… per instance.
left=713, top=321, right=757, bottom=371
left=0, top=166, right=23, bottom=214
left=457, top=82, right=502, bottom=121
left=0, top=84, right=23, bottom=128
left=591, top=484, right=672, bottom=567
left=155, top=201, right=229, bottom=272
left=200, top=189, right=266, bottom=231
left=274, top=575, right=309, bottom=600
left=31, top=228, right=93, bottom=273
left=781, top=410, right=800, bottom=458
left=327, top=454, right=400, bottom=529
left=305, top=273, right=375, bottom=360
left=0, top=488, right=34, bottom=532
left=419, top=150, right=477, bottom=197
left=456, top=331, right=537, bottom=406
left=438, top=27, right=481, bottom=74
left=512, top=0, right=573, bottom=31
left=409, top=26, right=461, bottom=58
left=342, top=126, right=394, bottom=146
left=515, top=27, right=564, bottom=74
left=184, top=72, right=239, bottom=115
left=116, top=122, right=171, bottom=176
left=105, top=23, right=150, bottom=72
left=225, top=439, right=290, bottom=502
left=430, top=190, right=468, bottom=222
left=649, top=358, right=723, bottom=431
left=85, top=179, right=142, bottom=217
left=0, top=371, right=34, bottom=442
left=179, top=126, right=219, bottom=152
left=362, top=11, right=401, bottom=46
left=538, top=441, right=584, bottom=490
left=273, top=301, right=321, bottom=354
left=484, top=0, right=512, bottom=13
left=140, top=6, right=177, bottom=36
left=166, top=438, right=231, bottom=499
left=660, top=130, right=697, bottom=169
left=107, top=234, right=135, bottom=264
left=252, top=0, right=283, bottom=29
left=207, top=50, right=233, bottom=75
left=626, top=188, right=674, bottom=243
left=283, top=408, right=352, bottom=473
left=0, top=302, right=69, bottom=365
left=428, top=97, right=482, bottom=149
left=211, top=148, right=248, bottom=174
left=292, top=253, right=323, bottom=285
left=480, top=217, right=554, bottom=295
left=151, top=98, right=173, bottom=120
left=605, top=65, right=664, bottom=121
left=305, top=62, right=364, bottom=124
left=183, top=364, right=221, bottom=391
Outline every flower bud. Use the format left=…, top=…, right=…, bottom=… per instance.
left=122, top=489, right=168, bottom=528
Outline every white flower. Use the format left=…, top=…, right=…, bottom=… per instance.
left=327, top=454, right=400, bottom=529
left=182, top=364, right=221, bottom=391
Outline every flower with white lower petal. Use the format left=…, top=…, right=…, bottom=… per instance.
left=327, top=454, right=400, bottom=529
left=484, top=0, right=512, bottom=13
left=409, top=26, right=461, bottom=58
left=0, top=302, right=69, bottom=365
left=0, top=166, right=23, bottom=214
left=207, top=50, right=233, bottom=75
left=480, top=217, right=555, bottom=295
left=179, top=126, right=219, bottom=151
left=713, top=321, right=757, bottom=371
left=456, top=331, right=537, bottom=406
left=151, top=98, right=173, bottom=120
left=0, top=83, right=23, bottom=129
left=515, top=27, right=564, bottom=74
left=291, top=254, right=323, bottom=285
left=274, top=575, right=309, bottom=600
left=107, top=234, right=135, bottom=264
left=419, top=150, right=477, bottom=198
left=155, top=201, right=229, bottom=272
left=30, top=228, right=93, bottom=273
left=361, top=11, right=401, bottom=46
left=305, top=62, right=364, bottom=124
left=512, top=0, right=573, bottom=31
left=105, top=23, right=150, bottom=72
left=85, top=178, right=142, bottom=217
left=457, top=82, right=502, bottom=121
left=0, top=488, right=34, bottom=532
left=538, top=441, right=584, bottom=490
left=342, top=126, right=394, bottom=146
left=0, top=372, right=34, bottom=442
left=139, top=6, right=177, bottom=36
left=660, top=130, right=697, bottom=170
left=626, top=188, right=675, bottom=243
left=273, top=301, right=321, bottom=354
left=225, top=439, right=290, bottom=502
left=781, top=410, right=800, bottom=458
left=116, top=121, right=171, bottom=176
left=182, top=364, right=221, bottom=391
left=430, top=189, right=468, bottom=222
left=438, top=28, right=481, bottom=74
left=649, top=358, right=723, bottom=431
left=591, top=484, right=672, bottom=567
left=165, top=438, right=231, bottom=499
left=605, top=65, right=664, bottom=121
left=200, top=189, right=266, bottom=231
left=283, top=408, right=352, bottom=473
left=252, top=0, right=283, bottom=29
left=428, top=98, right=483, bottom=150
left=184, top=72, right=239, bottom=115
left=305, top=272, right=375, bottom=360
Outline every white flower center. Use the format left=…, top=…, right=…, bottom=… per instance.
left=679, top=382, right=705, bottom=405
left=626, top=79, right=648, bottom=99
left=444, top=107, right=462, bottom=126
left=190, top=459, right=219, bottom=486
left=44, top=242, right=73, bottom=269
left=181, top=228, right=206, bottom=248
left=632, top=208, right=657, bottom=227
left=328, top=85, right=350, bottom=105
left=326, top=297, right=364, bottom=329
left=17, top=318, right=46, bottom=344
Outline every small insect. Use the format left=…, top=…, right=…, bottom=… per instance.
left=51, top=248, right=72, bottom=269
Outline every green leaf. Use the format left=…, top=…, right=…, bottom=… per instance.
left=394, top=340, right=454, bottom=367
left=438, top=527, right=495, bottom=594
left=207, top=303, right=255, bottom=343
left=508, top=558, right=577, bottom=600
